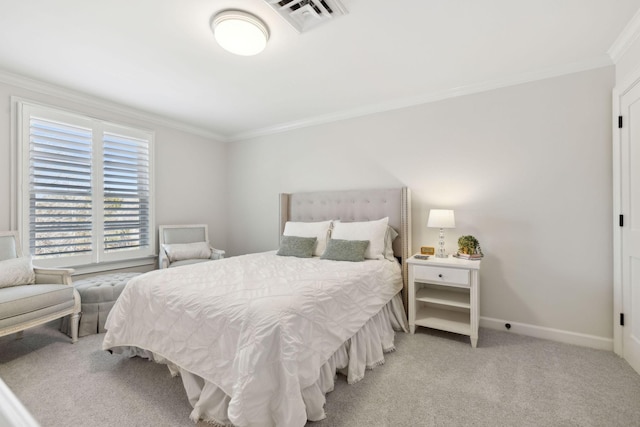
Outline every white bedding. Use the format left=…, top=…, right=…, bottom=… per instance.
left=102, top=251, right=403, bottom=427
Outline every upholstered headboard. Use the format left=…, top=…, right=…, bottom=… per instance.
left=279, top=188, right=412, bottom=308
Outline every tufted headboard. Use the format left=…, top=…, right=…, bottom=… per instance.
left=279, top=188, right=412, bottom=309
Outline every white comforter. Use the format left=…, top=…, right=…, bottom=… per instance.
left=102, top=252, right=402, bottom=427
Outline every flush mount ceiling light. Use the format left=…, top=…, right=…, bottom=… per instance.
left=211, top=10, right=269, bottom=56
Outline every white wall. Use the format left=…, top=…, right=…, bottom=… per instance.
left=227, top=67, right=615, bottom=343
left=0, top=77, right=228, bottom=272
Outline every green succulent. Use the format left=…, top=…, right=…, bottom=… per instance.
left=458, top=235, right=481, bottom=255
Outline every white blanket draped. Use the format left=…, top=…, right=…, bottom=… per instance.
left=103, top=252, right=402, bottom=427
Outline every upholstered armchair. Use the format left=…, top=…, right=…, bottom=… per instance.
left=0, top=231, right=80, bottom=343
left=158, top=224, right=225, bottom=269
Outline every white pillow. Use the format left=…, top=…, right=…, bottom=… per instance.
left=383, top=226, right=399, bottom=261
left=331, top=217, right=389, bottom=260
left=283, top=220, right=332, bottom=257
left=163, top=242, right=212, bottom=262
left=0, top=256, right=36, bottom=289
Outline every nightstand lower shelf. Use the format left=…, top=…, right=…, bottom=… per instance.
left=413, top=306, right=471, bottom=336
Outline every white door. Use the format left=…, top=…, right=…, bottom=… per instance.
left=621, top=81, right=640, bottom=375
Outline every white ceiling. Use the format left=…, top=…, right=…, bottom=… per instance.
left=1, top=0, right=639, bottom=140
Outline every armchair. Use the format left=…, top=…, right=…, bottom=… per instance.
left=0, top=231, right=80, bottom=343
left=158, top=224, right=225, bottom=269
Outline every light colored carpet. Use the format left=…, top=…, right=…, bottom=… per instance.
left=0, top=323, right=639, bottom=427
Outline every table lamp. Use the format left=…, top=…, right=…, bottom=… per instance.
left=427, top=209, right=455, bottom=258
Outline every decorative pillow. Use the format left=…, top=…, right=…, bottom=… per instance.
left=383, top=226, right=399, bottom=261
left=162, top=242, right=212, bottom=262
left=321, top=239, right=370, bottom=262
left=0, top=256, right=36, bottom=289
left=330, top=217, right=389, bottom=260
left=276, top=235, right=317, bottom=258
left=283, top=220, right=332, bottom=256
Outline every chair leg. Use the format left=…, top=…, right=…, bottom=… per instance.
left=70, top=313, right=80, bottom=344
left=15, top=331, right=24, bottom=340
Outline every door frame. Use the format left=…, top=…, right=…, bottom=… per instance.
left=613, top=67, right=640, bottom=357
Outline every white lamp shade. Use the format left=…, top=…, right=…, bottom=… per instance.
left=427, top=209, right=455, bottom=228
left=212, top=10, right=269, bottom=56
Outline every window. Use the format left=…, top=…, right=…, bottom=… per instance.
left=16, top=101, right=154, bottom=268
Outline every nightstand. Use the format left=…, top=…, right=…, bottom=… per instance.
left=407, top=255, right=481, bottom=347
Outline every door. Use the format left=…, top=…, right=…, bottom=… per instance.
left=620, top=81, right=640, bottom=375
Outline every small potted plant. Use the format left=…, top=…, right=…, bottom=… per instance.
left=457, top=235, right=483, bottom=259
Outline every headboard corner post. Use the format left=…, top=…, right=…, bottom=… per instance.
left=401, top=187, right=412, bottom=311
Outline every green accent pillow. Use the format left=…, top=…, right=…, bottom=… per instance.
left=276, top=235, right=317, bottom=258
left=321, top=238, right=370, bottom=262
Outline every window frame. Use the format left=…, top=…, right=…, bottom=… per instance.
left=14, top=98, right=156, bottom=271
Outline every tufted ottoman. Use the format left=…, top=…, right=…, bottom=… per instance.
left=62, top=272, right=141, bottom=337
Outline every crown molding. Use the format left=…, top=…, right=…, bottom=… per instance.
left=0, top=68, right=228, bottom=142
left=229, top=55, right=613, bottom=141
left=0, top=56, right=613, bottom=145
left=608, top=8, right=640, bottom=64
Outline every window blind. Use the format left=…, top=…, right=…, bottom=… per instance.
left=29, top=117, right=93, bottom=257
left=103, top=131, right=150, bottom=252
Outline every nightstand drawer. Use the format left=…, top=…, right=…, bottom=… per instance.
left=413, top=265, right=470, bottom=286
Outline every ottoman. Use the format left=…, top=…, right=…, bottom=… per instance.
left=62, top=272, right=140, bottom=337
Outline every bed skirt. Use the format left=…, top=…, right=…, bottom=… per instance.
left=117, top=292, right=407, bottom=426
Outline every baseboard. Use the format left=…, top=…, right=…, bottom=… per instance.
left=480, top=317, right=613, bottom=351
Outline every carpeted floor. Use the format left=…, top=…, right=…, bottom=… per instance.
left=1, top=323, right=639, bottom=427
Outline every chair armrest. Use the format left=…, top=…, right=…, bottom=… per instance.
left=158, top=247, right=170, bottom=269
left=33, top=267, right=74, bottom=286
left=210, top=248, right=225, bottom=260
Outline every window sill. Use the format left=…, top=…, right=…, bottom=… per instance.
left=67, top=256, right=157, bottom=276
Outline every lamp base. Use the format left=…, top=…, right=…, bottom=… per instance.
left=436, top=227, right=448, bottom=258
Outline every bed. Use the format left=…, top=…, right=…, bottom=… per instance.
left=102, top=188, right=412, bottom=426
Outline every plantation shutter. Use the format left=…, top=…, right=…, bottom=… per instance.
left=19, top=100, right=155, bottom=268
left=28, top=117, right=93, bottom=257
left=103, top=131, right=150, bottom=253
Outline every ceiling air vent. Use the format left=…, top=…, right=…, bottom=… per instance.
left=264, top=0, right=348, bottom=32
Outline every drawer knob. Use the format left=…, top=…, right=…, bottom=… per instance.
left=438, top=274, right=443, bottom=278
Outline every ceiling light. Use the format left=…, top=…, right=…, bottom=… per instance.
left=211, top=10, right=269, bottom=56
